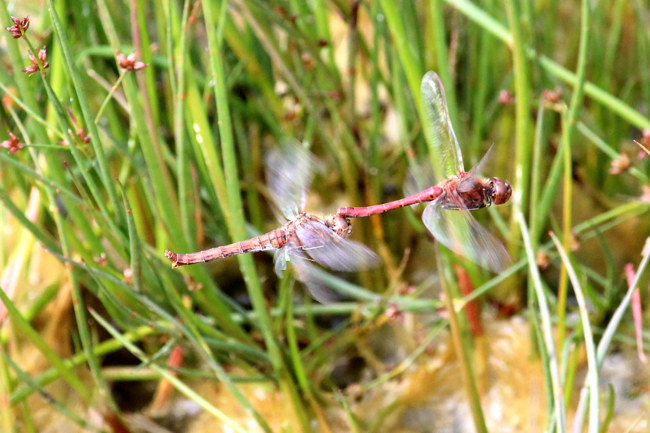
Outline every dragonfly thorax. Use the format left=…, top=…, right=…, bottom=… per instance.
left=325, top=214, right=352, bottom=238
left=441, top=175, right=492, bottom=210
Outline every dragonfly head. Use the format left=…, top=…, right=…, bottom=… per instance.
left=325, top=214, right=352, bottom=238
left=489, top=177, right=512, bottom=205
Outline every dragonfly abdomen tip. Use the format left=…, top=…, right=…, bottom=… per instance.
left=164, top=249, right=180, bottom=268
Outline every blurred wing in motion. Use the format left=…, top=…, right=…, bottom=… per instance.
left=420, top=71, right=464, bottom=180
left=273, top=248, right=289, bottom=277
left=293, top=221, right=380, bottom=272
left=405, top=161, right=438, bottom=198
left=273, top=240, right=341, bottom=303
left=468, top=144, right=495, bottom=178
left=422, top=199, right=511, bottom=273
left=266, top=139, right=315, bottom=219
left=290, top=253, right=343, bottom=304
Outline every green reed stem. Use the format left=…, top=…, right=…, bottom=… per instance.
left=205, top=0, right=277, bottom=366
left=557, top=0, right=590, bottom=352
left=429, top=0, right=459, bottom=128
left=436, top=251, right=488, bottom=433
left=516, top=208, right=566, bottom=433
left=550, top=233, right=599, bottom=433
left=505, top=0, right=532, bottom=271
left=380, top=0, right=422, bottom=103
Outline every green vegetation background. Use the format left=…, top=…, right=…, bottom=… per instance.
left=0, top=0, right=648, bottom=432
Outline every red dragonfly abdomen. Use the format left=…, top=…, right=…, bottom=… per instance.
left=165, top=228, right=286, bottom=268
left=337, top=186, right=443, bottom=218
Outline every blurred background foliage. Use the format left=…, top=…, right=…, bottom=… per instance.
left=0, top=0, right=649, bottom=432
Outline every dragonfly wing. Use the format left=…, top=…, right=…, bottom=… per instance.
left=294, top=221, right=380, bottom=272
left=290, top=253, right=342, bottom=304
left=273, top=248, right=289, bottom=277
left=421, top=71, right=464, bottom=179
left=422, top=199, right=511, bottom=273
left=276, top=235, right=340, bottom=302
left=266, top=138, right=315, bottom=219
left=405, top=162, right=438, bottom=198
left=468, top=144, right=494, bottom=178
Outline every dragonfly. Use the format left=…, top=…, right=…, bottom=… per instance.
left=165, top=140, right=379, bottom=302
left=336, top=71, right=512, bottom=272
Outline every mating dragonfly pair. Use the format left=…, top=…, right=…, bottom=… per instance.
left=165, top=72, right=512, bottom=301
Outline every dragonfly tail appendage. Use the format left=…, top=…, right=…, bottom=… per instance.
left=164, top=250, right=181, bottom=268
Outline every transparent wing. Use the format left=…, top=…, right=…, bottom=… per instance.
left=420, top=71, right=464, bottom=180
left=290, top=253, right=343, bottom=304
left=468, top=144, right=494, bottom=178
left=273, top=243, right=340, bottom=303
left=273, top=248, right=289, bottom=277
left=422, top=198, right=510, bottom=273
left=405, top=161, right=438, bottom=198
left=293, top=221, right=380, bottom=272
left=265, top=139, right=315, bottom=219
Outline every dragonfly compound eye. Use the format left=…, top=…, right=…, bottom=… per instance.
left=490, top=177, right=512, bottom=205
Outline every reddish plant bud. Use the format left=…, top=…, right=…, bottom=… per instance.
left=5, top=16, right=29, bottom=39
left=0, top=132, right=23, bottom=153
left=116, top=51, right=148, bottom=71
left=498, top=90, right=514, bottom=105
left=22, top=46, right=49, bottom=75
